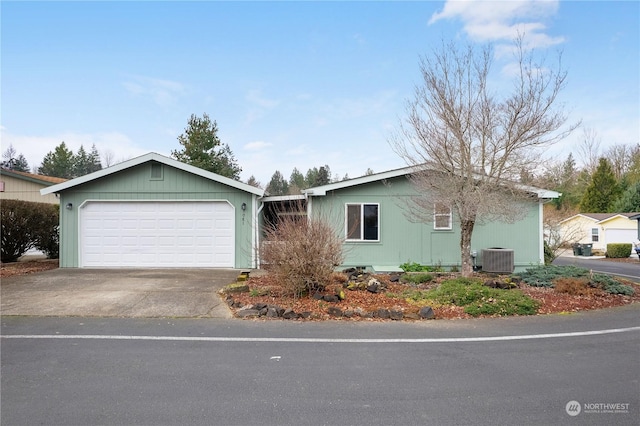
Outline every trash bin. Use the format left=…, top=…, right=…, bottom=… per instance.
left=581, top=243, right=592, bottom=256
left=572, top=243, right=582, bottom=256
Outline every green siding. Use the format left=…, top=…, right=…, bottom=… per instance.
left=58, top=162, right=256, bottom=268
left=310, top=176, right=543, bottom=272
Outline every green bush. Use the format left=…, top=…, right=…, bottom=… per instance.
left=401, top=273, right=434, bottom=284
left=422, top=278, right=539, bottom=317
left=399, top=261, right=442, bottom=272
left=33, top=204, right=60, bottom=259
left=515, top=265, right=635, bottom=295
left=0, top=200, right=59, bottom=262
left=606, top=243, right=632, bottom=258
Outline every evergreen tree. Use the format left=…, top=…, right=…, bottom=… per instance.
left=171, top=113, right=242, bottom=179
left=38, top=142, right=75, bottom=178
left=579, top=158, right=621, bottom=212
left=247, top=175, right=262, bottom=188
left=74, top=145, right=102, bottom=176
left=316, top=166, right=330, bottom=186
left=1, top=144, right=30, bottom=172
left=289, top=168, right=306, bottom=190
left=266, top=171, right=289, bottom=195
left=611, top=181, right=640, bottom=212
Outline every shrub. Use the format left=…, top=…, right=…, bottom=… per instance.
left=401, top=273, right=434, bottom=284
left=590, top=274, right=635, bottom=296
left=399, top=261, right=442, bottom=272
left=515, top=265, right=635, bottom=296
left=606, top=243, right=632, bottom=258
left=513, top=265, right=588, bottom=288
left=554, top=277, right=602, bottom=296
left=260, top=212, right=344, bottom=297
left=32, top=203, right=60, bottom=259
left=1, top=200, right=59, bottom=262
left=422, top=278, right=539, bottom=316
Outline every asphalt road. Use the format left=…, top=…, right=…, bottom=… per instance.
left=553, top=256, right=640, bottom=283
left=2, top=310, right=639, bottom=426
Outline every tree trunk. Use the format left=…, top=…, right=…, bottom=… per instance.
left=460, top=219, right=475, bottom=277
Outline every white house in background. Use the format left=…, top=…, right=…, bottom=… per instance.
left=559, top=213, right=640, bottom=251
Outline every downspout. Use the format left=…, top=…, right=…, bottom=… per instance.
left=255, top=198, right=265, bottom=269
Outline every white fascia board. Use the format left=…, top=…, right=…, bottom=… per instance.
left=261, top=194, right=306, bottom=202
left=302, top=164, right=558, bottom=200
left=41, top=152, right=264, bottom=196
left=303, top=165, right=417, bottom=196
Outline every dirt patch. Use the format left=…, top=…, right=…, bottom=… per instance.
left=228, top=272, right=640, bottom=321
left=1, top=259, right=59, bottom=278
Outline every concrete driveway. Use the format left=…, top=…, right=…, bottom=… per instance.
left=0, top=268, right=240, bottom=318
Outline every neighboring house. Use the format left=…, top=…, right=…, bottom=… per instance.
left=269, top=166, right=558, bottom=273
left=559, top=213, right=640, bottom=251
left=41, top=153, right=264, bottom=268
left=629, top=213, right=640, bottom=240
left=0, top=168, right=67, bottom=204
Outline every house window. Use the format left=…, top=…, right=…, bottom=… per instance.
left=434, top=203, right=452, bottom=230
left=150, top=163, right=163, bottom=180
left=591, top=228, right=599, bottom=242
left=346, top=203, right=379, bottom=241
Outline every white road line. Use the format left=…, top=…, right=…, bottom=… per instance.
left=2, top=326, right=639, bottom=343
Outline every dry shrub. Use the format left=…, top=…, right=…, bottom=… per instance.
left=554, top=277, right=603, bottom=296
left=261, top=214, right=344, bottom=297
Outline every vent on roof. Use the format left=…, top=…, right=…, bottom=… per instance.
left=481, top=248, right=514, bottom=273
left=150, top=163, right=163, bottom=180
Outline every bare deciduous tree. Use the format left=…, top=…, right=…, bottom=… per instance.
left=576, top=127, right=601, bottom=174
left=392, top=38, right=578, bottom=277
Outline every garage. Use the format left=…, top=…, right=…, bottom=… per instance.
left=80, top=201, right=234, bottom=267
left=606, top=228, right=636, bottom=245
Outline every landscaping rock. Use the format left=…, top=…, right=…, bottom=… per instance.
left=299, top=311, right=312, bottom=319
left=404, top=312, right=420, bottom=320
left=418, top=306, right=435, bottom=319
left=389, top=274, right=401, bottom=283
left=323, top=295, right=340, bottom=303
left=236, top=309, right=260, bottom=318
left=367, top=278, right=382, bottom=293
left=483, top=279, right=516, bottom=290
left=266, top=307, right=279, bottom=318
left=282, top=308, right=298, bottom=319
left=376, top=308, right=390, bottom=319
left=327, top=306, right=343, bottom=317
left=223, top=283, right=249, bottom=293
left=389, top=309, right=404, bottom=320
left=312, top=292, right=324, bottom=300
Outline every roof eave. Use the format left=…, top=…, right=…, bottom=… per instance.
left=41, top=152, right=265, bottom=197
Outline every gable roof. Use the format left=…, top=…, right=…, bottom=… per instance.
left=560, top=212, right=640, bottom=224
left=302, top=165, right=560, bottom=199
left=40, top=152, right=264, bottom=196
left=0, top=168, right=67, bottom=186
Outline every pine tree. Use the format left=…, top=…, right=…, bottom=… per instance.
left=171, top=113, right=242, bottom=179
left=579, top=158, right=621, bottom=212
left=1, top=144, right=30, bottom=172
left=38, top=142, right=75, bottom=178
left=266, top=171, right=289, bottom=196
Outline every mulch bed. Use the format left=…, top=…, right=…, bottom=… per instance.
left=228, top=271, right=640, bottom=321
left=0, top=259, right=59, bottom=278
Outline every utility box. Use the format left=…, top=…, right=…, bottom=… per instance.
left=481, top=248, right=515, bottom=273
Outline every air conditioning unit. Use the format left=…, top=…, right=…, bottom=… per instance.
left=481, top=248, right=514, bottom=273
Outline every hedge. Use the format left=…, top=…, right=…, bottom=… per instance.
left=1, top=200, right=59, bottom=262
left=606, top=243, right=632, bottom=259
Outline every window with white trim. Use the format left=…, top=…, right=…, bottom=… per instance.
left=346, top=203, right=379, bottom=241
left=434, top=203, right=452, bottom=230
left=591, top=228, right=599, bottom=242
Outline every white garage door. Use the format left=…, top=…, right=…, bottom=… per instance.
left=80, top=201, right=234, bottom=268
left=606, top=228, right=637, bottom=245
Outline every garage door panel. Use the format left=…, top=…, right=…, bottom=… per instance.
left=80, top=201, right=235, bottom=267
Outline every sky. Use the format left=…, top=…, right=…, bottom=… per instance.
left=2, top=0, right=638, bottom=185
